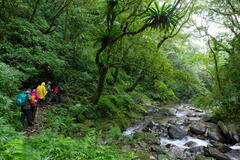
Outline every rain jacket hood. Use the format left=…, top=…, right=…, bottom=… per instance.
left=37, top=82, right=47, bottom=99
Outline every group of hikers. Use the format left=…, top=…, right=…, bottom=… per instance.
left=16, top=81, right=63, bottom=127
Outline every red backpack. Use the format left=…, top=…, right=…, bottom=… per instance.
left=54, top=87, right=59, bottom=94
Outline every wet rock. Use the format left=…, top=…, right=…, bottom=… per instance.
left=210, top=140, right=232, bottom=153
left=207, top=131, right=225, bottom=142
left=150, top=145, right=165, bottom=154
left=168, top=125, right=187, bottom=139
left=204, top=147, right=229, bottom=160
left=225, top=149, right=240, bottom=160
left=143, top=120, right=155, bottom=131
left=187, top=113, right=197, bottom=117
left=231, top=130, right=240, bottom=143
left=217, top=121, right=232, bottom=142
left=190, top=123, right=206, bottom=135
left=165, top=143, right=176, bottom=148
left=133, top=132, right=160, bottom=145
left=187, top=146, right=204, bottom=154
left=184, top=141, right=198, bottom=147
left=167, top=147, right=188, bottom=160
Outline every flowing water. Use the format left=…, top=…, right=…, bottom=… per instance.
left=123, top=103, right=240, bottom=159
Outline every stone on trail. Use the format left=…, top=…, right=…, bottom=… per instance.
left=168, top=125, right=187, bottom=139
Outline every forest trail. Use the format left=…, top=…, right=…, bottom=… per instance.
left=23, top=105, right=53, bottom=137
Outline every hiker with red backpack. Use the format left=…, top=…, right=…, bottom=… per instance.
left=30, top=89, right=40, bottom=124
left=17, top=89, right=33, bottom=126
left=54, top=83, right=63, bottom=104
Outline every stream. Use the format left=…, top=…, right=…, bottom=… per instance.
left=122, top=103, right=240, bottom=160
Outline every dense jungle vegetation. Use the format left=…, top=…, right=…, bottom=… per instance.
left=0, top=0, right=240, bottom=159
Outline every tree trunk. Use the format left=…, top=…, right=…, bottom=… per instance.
left=30, top=0, right=41, bottom=22
left=126, top=71, right=144, bottom=92
left=91, top=65, right=108, bottom=104
left=112, top=68, right=119, bottom=84
left=208, top=40, right=222, bottom=94
left=44, top=0, right=73, bottom=34
left=212, top=51, right=222, bottom=93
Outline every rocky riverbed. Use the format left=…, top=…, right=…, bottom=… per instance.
left=122, top=103, right=240, bottom=160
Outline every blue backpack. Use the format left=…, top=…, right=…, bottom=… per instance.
left=16, top=93, right=28, bottom=106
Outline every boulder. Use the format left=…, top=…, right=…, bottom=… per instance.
left=168, top=125, right=187, bottom=139
left=207, top=131, right=225, bottom=142
left=187, top=146, right=204, bottom=154
left=225, top=149, right=240, bottom=160
left=217, top=121, right=232, bottom=141
left=210, top=140, right=232, bottom=153
left=204, top=147, right=229, bottom=160
left=190, top=123, right=206, bottom=135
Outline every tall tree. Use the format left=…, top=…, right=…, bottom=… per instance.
left=91, top=0, right=195, bottom=104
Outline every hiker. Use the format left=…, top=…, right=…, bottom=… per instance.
left=54, top=83, right=63, bottom=104
left=45, top=81, right=53, bottom=103
left=17, top=89, right=33, bottom=126
left=30, top=89, right=40, bottom=123
left=37, top=82, right=47, bottom=106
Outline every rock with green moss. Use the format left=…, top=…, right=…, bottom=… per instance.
left=195, top=155, right=215, bottom=160
left=133, top=132, right=160, bottom=145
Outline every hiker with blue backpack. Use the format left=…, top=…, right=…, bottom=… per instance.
left=17, top=89, right=33, bottom=126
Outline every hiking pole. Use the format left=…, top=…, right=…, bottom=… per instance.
left=35, top=107, right=39, bottom=123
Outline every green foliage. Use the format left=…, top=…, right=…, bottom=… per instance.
left=144, top=2, right=179, bottom=32
left=0, top=123, right=136, bottom=160
left=0, top=63, right=25, bottom=96
left=27, top=130, right=136, bottom=160
left=149, top=80, right=178, bottom=103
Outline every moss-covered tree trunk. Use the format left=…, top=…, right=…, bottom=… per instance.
left=30, top=0, right=41, bottom=22
left=92, top=65, right=108, bottom=104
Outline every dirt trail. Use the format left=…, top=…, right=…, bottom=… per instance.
left=23, top=105, right=52, bottom=136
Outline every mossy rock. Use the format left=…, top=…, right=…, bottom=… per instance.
left=195, top=155, right=215, bottom=160
left=133, top=132, right=160, bottom=145
left=135, top=150, right=153, bottom=160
